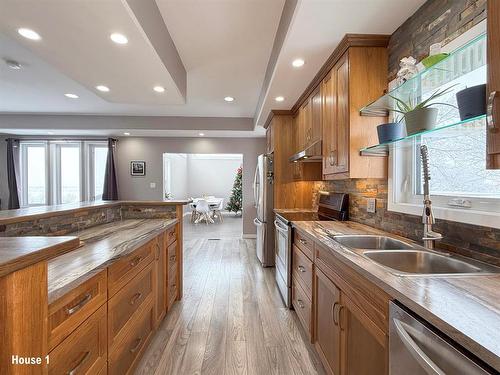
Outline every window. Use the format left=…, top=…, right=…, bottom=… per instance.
left=19, top=140, right=107, bottom=207
left=389, top=26, right=500, bottom=228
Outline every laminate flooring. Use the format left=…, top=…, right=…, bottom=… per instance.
left=135, top=235, right=325, bottom=375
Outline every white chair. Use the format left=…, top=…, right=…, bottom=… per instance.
left=211, top=198, right=224, bottom=223
left=189, top=202, right=199, bottom=223
left=194, top=199, right=214, bottom=224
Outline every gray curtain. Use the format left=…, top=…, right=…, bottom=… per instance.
left=102, top=138, right=119, bottom=200
left=6, top=138, right=20, bottom=209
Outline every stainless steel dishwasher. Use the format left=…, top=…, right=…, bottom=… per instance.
left=389, top=302, right=495, bottom=375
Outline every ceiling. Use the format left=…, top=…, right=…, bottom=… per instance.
left=0, top=0, right=427, bottom=137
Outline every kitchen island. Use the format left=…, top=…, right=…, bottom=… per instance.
left=0, top=200, right=190, bottom=375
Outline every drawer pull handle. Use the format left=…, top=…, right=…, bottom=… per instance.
left=130, top=292, right=142, bottom=305
left=65, top=293, right=92, bottom=315
left=299, top=239, right=307, bottom=245
left=297, top=265, right=306, bottom=273
left=170, top=255, right=176, bottom=262
left=130, top=256, right=143, bottom=267
left=338, top=305, right=345, bottom=330
left=332, top=302, right=339, bottom=325
left=67, top=350, right=90, bottom=375
left=487, top=91, right=498, bottom=130
left=130, top=337, right=143, bottom=353
left=297, top=299, right=305, bottom=309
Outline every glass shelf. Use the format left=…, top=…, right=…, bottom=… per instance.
left=360, top=33, right=487, bottom=117
left=360, top=115, right=486, bottom=156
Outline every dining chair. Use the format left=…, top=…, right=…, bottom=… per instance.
left=211, top=198, right=224, bottom=223
left=194, top=199, right=213, bottom=224
left=189, top=202, right=199, bottom=223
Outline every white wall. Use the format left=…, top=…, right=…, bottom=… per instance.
left=0, top=137, right=9, bottom=210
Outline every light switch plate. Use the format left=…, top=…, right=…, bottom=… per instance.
left=367, top=198, right=376, bottom=213
left=150, top=182, right=156, bottom=189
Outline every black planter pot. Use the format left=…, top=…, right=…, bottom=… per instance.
left=456, top=84, right=487, bottom=121
left=376, top=122, right=406, bottom=144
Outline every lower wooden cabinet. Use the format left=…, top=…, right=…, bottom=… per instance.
left=314, top=267, right=341, bottom=375
left=48, top=304, right=107, bottom=375
left=155, top=233, right=167, bottom=327
left=292, top=276, right=312, bottom=340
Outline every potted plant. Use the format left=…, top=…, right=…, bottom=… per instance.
left=390, top=86, right=456, bottom=135
left=376, top=118, right=406, bottom=144
left=456, top=84, right=487, bottom=121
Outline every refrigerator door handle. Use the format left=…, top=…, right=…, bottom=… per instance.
left=254, top=218, right=263, bottom=226
left=253, top=165, right=259, bottom=208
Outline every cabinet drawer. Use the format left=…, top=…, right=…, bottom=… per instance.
left=165, top=225, right=177, bottom=247
left=167, top=240, right=177, bottom=270
left=108, top=302, right=154, bottom=375
left=108, top=239, right=156, bottom=297
left=292, top=244, right=313, bottom=297
left=167, top=263, right=178, bottom=310
left=108, top=262, right=154, bottom=349
left=292, top=276, right=312, bottom=339
left=48, top=270, right=107, bottom=351
left=48, top=304, right=107, bottom=375
left=294, top=230, right=313, bottom=260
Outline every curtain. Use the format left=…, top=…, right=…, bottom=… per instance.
left=6, top=138, right=20, bottom=209
left=102, top=138, right=119, bottom=200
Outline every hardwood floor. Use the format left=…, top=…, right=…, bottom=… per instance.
left=134, top=236, right=325, bottom=375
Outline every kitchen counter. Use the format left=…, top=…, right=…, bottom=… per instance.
left=0, top=199, right=191, bottom=225
left=292, top=220, right=500, bottom=372
left=274, top=208, right=316, bottom=214
left=48, top=218, right=177, bottom=303
left=0, top=236, right=80, bottom=277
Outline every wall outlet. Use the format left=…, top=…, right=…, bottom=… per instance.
left=367, top=198, right=376, bottom=213
left=150, top=182, right=156, bottom=189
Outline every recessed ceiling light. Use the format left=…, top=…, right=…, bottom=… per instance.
left=110, top=33, right=128, bottom=45
left=123, top=132, right=130, bottom=136
left=5, top=59, right=22, bottom=70
left=64, top=93, right=79, bottom=99
left=153, top=86, right=165, bottom=93
left=224, top=96, right=234, bottom=102
left=292, top=58, right=305, bottom=68
left=275, top=96, right=285, bottom=102
left=18, top=28, right=41, bottom=41
left=199, top=133, right=205, bottom=136
left=96, top=85, right=110, bottom=92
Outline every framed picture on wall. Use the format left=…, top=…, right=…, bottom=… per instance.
left=130, top=161, right=146, bottom=176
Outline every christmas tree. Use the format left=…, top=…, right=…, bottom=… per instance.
left=226, top=166, right=242, bottom=215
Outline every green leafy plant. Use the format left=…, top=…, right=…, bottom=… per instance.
left=389, top=85, right=458, bottom=121
left=226, top=166, right=242, bottom=215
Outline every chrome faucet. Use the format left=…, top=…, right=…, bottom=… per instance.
left=420, top=145, right=442, bottom=249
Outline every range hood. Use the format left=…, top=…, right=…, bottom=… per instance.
left=289, top=140, right=322, bottom=162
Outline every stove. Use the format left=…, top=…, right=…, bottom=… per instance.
left=274, top=193, right=349, bottom=307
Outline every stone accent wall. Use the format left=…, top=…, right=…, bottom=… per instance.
left=0, top=206, right=121, bottom=237
left=314, top=180, right=500, bottom=266
left=388, top=0, right=486, bottom=79
left=0, top=204, right=178, bottom=237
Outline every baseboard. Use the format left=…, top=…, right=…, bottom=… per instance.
left=242, top=234, right=257, bottom=239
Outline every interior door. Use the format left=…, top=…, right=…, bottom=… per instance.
left=340, top=294, right=387, bottom=375
left=314, top=267, right=341, bottom=375
left=487, top=0, right=500, bottom=169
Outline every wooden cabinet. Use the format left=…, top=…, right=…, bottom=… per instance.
left=291, top=110, right=322, bottom=181
left=487, top=0, right=500, bottom=169
left=266, top=122, right=274, bottom=154
left=292, top=276, right=312, bottom=340
left=314, top=267, right=341, bottom=375
left=321, top=45, right=388, bottom=180
left=154, top=234, right=167, bottom=327
left=48, top=304, right=107, bottom=375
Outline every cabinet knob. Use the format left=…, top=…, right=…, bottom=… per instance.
left=298, top=265, right=306, bottom=273
left=299, top=239, right=307, bottom=245
left=329, top=150, right=337, bottom=166
left=297, top=299, right=305, bottom=309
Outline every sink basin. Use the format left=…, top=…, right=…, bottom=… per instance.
left=363, top=250, right=500, bottom=275
left=331, top=235, right=414, bottom=250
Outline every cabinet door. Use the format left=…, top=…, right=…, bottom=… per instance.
left=322, top=69, right=337, bottom=175
left=487, top=0, right=500, bottom=169
left=333, top=53, right=349, bottom=174
left=154, top=234, right=167, bottom=327
left=266, top=123, right=274, bottom=154
left=314, top=267, right=341, bottom=375
left=340, top=294, right=388, bottom=375
left=299, top=100, right=310, bottom=151
left=310, top=85, right=322, bottom=145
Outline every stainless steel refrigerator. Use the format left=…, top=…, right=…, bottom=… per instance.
left=253, top=154, right=274, bottom=267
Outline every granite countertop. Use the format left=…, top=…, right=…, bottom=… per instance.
left=292, top=220, right=500, bottom=372
left=273, top=208, right=317, bottom=214
left=0, top=236, right=80, bottom=277
left=0, top=199, right=192, bottom=225
left=48, top=218, right=177, bottom=303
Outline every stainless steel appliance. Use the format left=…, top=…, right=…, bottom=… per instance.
left=389, top=302, right=494, bottom=375
left=253, top=154, right=274, bottom=267
left=274, top=192, right=348, bottom=307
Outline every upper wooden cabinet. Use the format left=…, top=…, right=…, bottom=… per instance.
left=266, top=123, right=274, bottom=154
left=487, top=0, right=500, bottom=169
left=322, top=46, right=388, bottom=180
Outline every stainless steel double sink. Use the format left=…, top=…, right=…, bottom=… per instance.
left=329, top=234, right=500, bottom=276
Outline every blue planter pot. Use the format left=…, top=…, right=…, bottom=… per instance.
left=377, top=122, right=406, bottom=144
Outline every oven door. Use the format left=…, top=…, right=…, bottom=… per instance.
left=274, top=219, right=291, bottom=308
